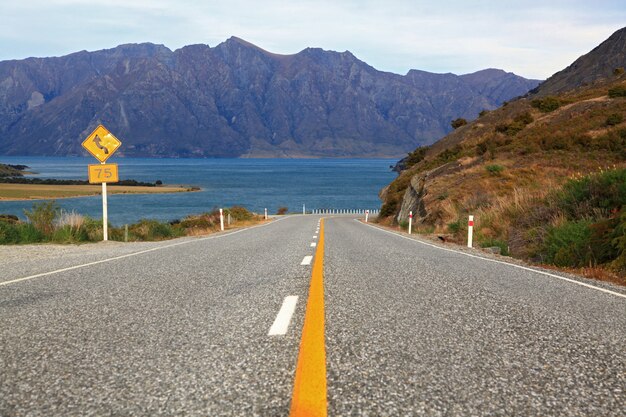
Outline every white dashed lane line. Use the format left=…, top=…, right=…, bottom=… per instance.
left=268, top=296, right=299, bottom=336
left=311, top=242, right=317, bottom=247
left=301, top=256, right=313, bottom=265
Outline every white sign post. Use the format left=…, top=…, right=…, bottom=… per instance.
left=408, top=211, right=413, bottom=235
left=102, top=180, right=108, bottom=240
left=468, top=215, right=474, bottom=248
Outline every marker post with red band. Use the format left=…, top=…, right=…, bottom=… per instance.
left=365, top=210, right=369, bottom=223
left=467, top=215, right=474, bottom=248
left=408, top=211, right=413, bottom=235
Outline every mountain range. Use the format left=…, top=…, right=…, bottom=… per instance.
left=0, top=38, right=539, bottom=158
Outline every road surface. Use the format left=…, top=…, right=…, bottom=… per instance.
left=1, top=215, right=624, bottom=416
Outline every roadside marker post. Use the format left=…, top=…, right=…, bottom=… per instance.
left=227, top=213, right=231, bottom=226
left=303, top=204, right=306, bottom=215
left=408, top=211, right=413, bottom=235
left=468, top=215, right=474, bottom=248
left=265, top=208, right=268, bottom=220
left=220, top=209, right=224, bottom=231
left=365, top=210, right=369, bottom=223
left=81, top=124, right=122, bottom=242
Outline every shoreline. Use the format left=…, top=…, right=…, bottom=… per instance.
left=0, top=183, right=200, bottom=201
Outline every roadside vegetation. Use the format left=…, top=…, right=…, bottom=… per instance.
left=0, top=202, right=264, bottom=244
left=379, top=76, right=626, bottom=284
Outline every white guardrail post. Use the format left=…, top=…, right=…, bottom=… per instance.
left=408, top=211, right=412, bottom=235
left=467, top=215, right=474, bottom=248
left=219, top=208, right=224, bottom=231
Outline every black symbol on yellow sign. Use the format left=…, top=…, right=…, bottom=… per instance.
left=93, top=134, right=109, bottom=155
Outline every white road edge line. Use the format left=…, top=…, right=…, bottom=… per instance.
left=0, top=216, right=293, bottom=288
left=357, top=220, right=626, bottom=300
left=268, top=296, right=298, bottom=336
left=301, top=255, right=313, bottom=265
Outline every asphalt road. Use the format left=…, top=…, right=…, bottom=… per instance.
left=1, top=215, right=625, bottom=416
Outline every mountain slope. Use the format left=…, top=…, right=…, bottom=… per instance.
left=379, top=28, right=626, bottom=280
left=531, top=27, right=626, bottom=96
left=0, top=38, right=539, bottom=157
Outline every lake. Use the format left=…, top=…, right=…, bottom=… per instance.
left=0, top=157, right=397, bottom=225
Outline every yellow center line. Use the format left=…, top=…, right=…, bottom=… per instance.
left=289, top=218, right=327, bottom=417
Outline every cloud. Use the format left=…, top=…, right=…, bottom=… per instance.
left=0, top=0, right=624, bottom=78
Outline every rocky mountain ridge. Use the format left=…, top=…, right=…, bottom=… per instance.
left=0, top=38, right=539, bottom=157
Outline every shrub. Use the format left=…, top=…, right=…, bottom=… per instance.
left=514, top=111, right=534, bottom=125
left=608, top=85, right=626, bottom=98
left=543, top=220, right=592, bottom=267
left=485, top=164, right=505, bottom=175
left=479, top=110, right=490, bottom=117
left=531, top=96, right=561, bottom=113
left=52, top=225, right=89, bottom=243
left=557, top=168, right=626, bottom=217
left=0, top=220, right=20, bottom=244
left=405, top=147, right=427, bottom=167
left=614, top=67, right=625, bottom=76
left=379, top=200, right=398, bottom=218
left=451, top=118, right=468, bottom=129
left=24, top=201, right=59, bottom=236
left=276, top=207, right=288, bottom=215
left=606, top=113, right=624, bottom=126
left=479, top=239, right=510, bottom=256
left=128, top=219, right=181, bottom=241
left=17, top=223, right=43, bottom=243
left=227, top=206, right=253, bottom=221
left=447, top=219, right=462, bottom=234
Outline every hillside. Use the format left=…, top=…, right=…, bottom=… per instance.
left=379, top=27, right=626, bottom=281
left=0, top=38, right=538, bottom=158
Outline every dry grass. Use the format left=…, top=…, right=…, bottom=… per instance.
left=0, top=183, right=194, bottom=200
left=55, top=210, right=85, bottom=229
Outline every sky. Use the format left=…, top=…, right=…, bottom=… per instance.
left=1, top=0, right=625, bottom=80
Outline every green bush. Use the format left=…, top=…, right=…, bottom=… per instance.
left=544, top=220, right=593, bottom=267
left=127, top=219, right=182, bottom=241
left=0, top=220, right=20, bottom=244
left=24, top=201, right=59, bottom=236
left=608, top=85, right=626, bottom=98
left=451, top=118, right=468, bottom=129
left=485, top=164, right=505, bottom=175
left=17, top=223, right=43, bottom=243
left=226, top=206, right=253, bottom=221
left=51, top=225, right=89, bottom=243
left=606, top=113, right=624, bottom=126
left=531, top=96, right=561, bottom=113
left=557, top=168, right=626, bottom=217
left=405, top=147, right=428, bottom=167
left=479, top=239, right=510, bottom=256
left=447, top=219, right=462, bottom=234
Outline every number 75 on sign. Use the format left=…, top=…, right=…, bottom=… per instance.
left=88, top=163, right=119, bottom=184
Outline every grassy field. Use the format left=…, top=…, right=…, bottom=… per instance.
left=0, top=183, right=196, bottom=200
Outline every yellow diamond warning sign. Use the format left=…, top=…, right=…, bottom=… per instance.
left=82, top=125, right=122, bottom=163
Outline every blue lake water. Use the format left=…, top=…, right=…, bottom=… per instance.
left=0, top=157, right=397, bottom=225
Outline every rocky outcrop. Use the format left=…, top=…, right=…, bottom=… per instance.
left=0, top=38, right=540, bottom=158
left=397, top=175, right=428, bottom=224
